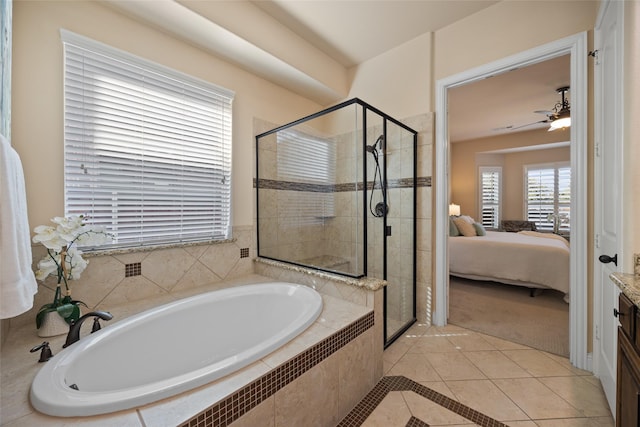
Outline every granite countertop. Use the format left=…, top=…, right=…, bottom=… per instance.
left=254, top=257, right=387, bottom=291
left=611, top=272, right=640, bottom=306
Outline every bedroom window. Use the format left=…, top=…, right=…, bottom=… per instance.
left=525, top=163, right=571, bottom=232
left=479, top=167, right=501, bottom=229
left=62, top=30, right=234, bottom=249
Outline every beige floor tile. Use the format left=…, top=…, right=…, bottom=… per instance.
left=406, top=335, right=460, bottom=353
left=505, top=422, right=538, bottom=427
left=417, top=381, right=457, bottom=400
left=387, top=352, right=442, bottom=382
left=446, top=332, right=496, bottom=351
left=424, top=352, right=486, bottom=381
left=402, top=390, right=471, bottom=425
left=475, top=333, right=532, bottom=351
left=464, top=351, right=531, bottom=379
left=501, top=349, right=575, bottom=377
left=538, top=376, right=613, bottom=417
left=445, top=379, right=529, bottom=421
left=534, top=418, right=613, bottom=426
left=493, top=377, right=582, bottom=419
left=361, top=391, right=412, bottom=427
left=383, top=338, right=413, bottom=365
left=545, top=352, right=593, bottom=376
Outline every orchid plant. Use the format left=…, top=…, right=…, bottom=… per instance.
left=33, top=215, right=112, bottom=328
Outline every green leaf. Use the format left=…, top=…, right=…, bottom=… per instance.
left=56, top=303, right=77, bottom=322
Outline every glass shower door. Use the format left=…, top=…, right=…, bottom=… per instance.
left=383, top=120, right=416, bottom=344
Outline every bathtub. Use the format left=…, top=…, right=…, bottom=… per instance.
left=30, top=282, right=323, bottom=417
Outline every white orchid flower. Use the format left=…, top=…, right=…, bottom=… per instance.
left=34, top=256, right=59, bottom=281
left=32, top=225, right=67, bottom=251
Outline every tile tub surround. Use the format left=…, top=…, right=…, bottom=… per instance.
left=0, top=275, right=377, bottom=426
left=254, top=257, right=386, bottom=383
left=9, top=225, right=255, bottom=332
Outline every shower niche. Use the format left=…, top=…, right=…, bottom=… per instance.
left=256, top=98, right=417, bottom=344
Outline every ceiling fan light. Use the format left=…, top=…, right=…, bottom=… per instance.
left=548, top=116, right=571, bottom=131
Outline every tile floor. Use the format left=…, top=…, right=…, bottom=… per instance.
left=347, top=323, right=614, bottom=426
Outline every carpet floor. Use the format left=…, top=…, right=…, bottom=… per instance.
left=448, top=276, right=570, bottom=357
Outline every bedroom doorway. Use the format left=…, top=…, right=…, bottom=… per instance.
left=434, top=33, right=589, bottom=370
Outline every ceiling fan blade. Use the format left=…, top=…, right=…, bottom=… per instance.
left=510, top=119, right=549, bottom=130
left=534, top=110, right=553, bottom=115
left=491, top=124, right=514, bottom=131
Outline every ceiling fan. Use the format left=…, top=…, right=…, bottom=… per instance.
left=493, top=86, right=571, bottom=132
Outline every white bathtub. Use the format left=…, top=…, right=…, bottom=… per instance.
left=30, top=282, right=323, bottom=417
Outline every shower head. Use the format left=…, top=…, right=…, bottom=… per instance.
left=366, top=135, right=384, bottom=154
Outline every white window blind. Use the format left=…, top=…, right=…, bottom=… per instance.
left=479, top=167, right=501, bottom=229
left=276, top=128, right=335, bottom=226
left=62, top=30, right=234, bottom=248
left=525, top=163, right=571, bottom=232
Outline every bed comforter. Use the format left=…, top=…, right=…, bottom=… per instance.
left=449, top=230, right=570, bottom=301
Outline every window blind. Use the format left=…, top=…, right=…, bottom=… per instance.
left=62, top=30, right=234, bottom=248
left=526, top=163, right=571, bottom=231
left=276, top=129, right=336, bottom=226
left=479, top=167, right=501, bottom=229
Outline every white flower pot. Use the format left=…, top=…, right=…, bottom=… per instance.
left=37, top=312, right=71, bottom=337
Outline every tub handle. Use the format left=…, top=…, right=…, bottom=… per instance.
left=91, top=317, right=102, bottom=333
left=30, top=341, right=54, bottom=363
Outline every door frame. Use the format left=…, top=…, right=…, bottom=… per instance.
left=434, top=32, right=589, bottom=370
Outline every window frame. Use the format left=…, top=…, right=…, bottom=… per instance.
left=524, top=161, right=571, bottom=232
left=61, top=30, right=235, bottom=250
left=477, top=166, right=502, bottom=230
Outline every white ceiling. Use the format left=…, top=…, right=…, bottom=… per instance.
left=448, top=54, right=571, bottom=142
left=105, top=0, right=570, bottom=141
left=251, top=0, right=500, bottom=67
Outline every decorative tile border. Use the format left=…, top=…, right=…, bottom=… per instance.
left=180, top=311, right=375, bottom=427
left=337, top=376, right=509, bottom=427
left=254, top=176, right=431, bottom=193
left=405, top=416, right=430, bottom=427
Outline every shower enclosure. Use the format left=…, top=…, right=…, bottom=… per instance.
left=255, top=98, right=417, bottom=345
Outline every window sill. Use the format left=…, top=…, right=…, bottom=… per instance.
left=83, top=238, right=237, bottom=258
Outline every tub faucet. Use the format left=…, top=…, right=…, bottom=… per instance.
left=63, top=311, right=113, bottom=348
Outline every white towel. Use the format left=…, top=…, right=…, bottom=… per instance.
left=0, top=134, right=38, bottom=319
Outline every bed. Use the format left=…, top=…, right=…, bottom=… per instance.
left=449, top=230, right=570, bottom=303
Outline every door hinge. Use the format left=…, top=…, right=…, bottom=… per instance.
left=595, top=324, right=600, bottom=340
left=589, top=49, right=600, bottom=64
left=595, top=142, right=601, bottom=157
left=595, top=233, right=600, bottom=248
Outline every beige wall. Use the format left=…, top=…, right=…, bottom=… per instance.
left=434, top=1, right=600, bottom=84
left=451, top=129, right=570, bottom=222
left=348, top=32, right=433, bottom=119
left=12, top=0, right=323, bottom=231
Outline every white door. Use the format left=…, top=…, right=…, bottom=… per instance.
left=594, top=0, right=623, bottom=415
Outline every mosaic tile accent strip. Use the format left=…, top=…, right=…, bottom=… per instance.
left=337, top=376, right=509, bottom=427
left=405, top=416, right=430, bottom=427
left=180, top=311, right=375, bottom=427
left=254, top=176, right=431, bottom=193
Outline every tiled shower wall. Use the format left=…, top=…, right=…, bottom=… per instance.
left=10, top=226, right=255, bottom=329
left=255, top=113, right=434, bottom=324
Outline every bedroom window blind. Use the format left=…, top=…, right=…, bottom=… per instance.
left=61, top=30, right=234, bottom=248
left=525, top=163, right=571, bottom=232
left=479, top=167, right=501, bottom=229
